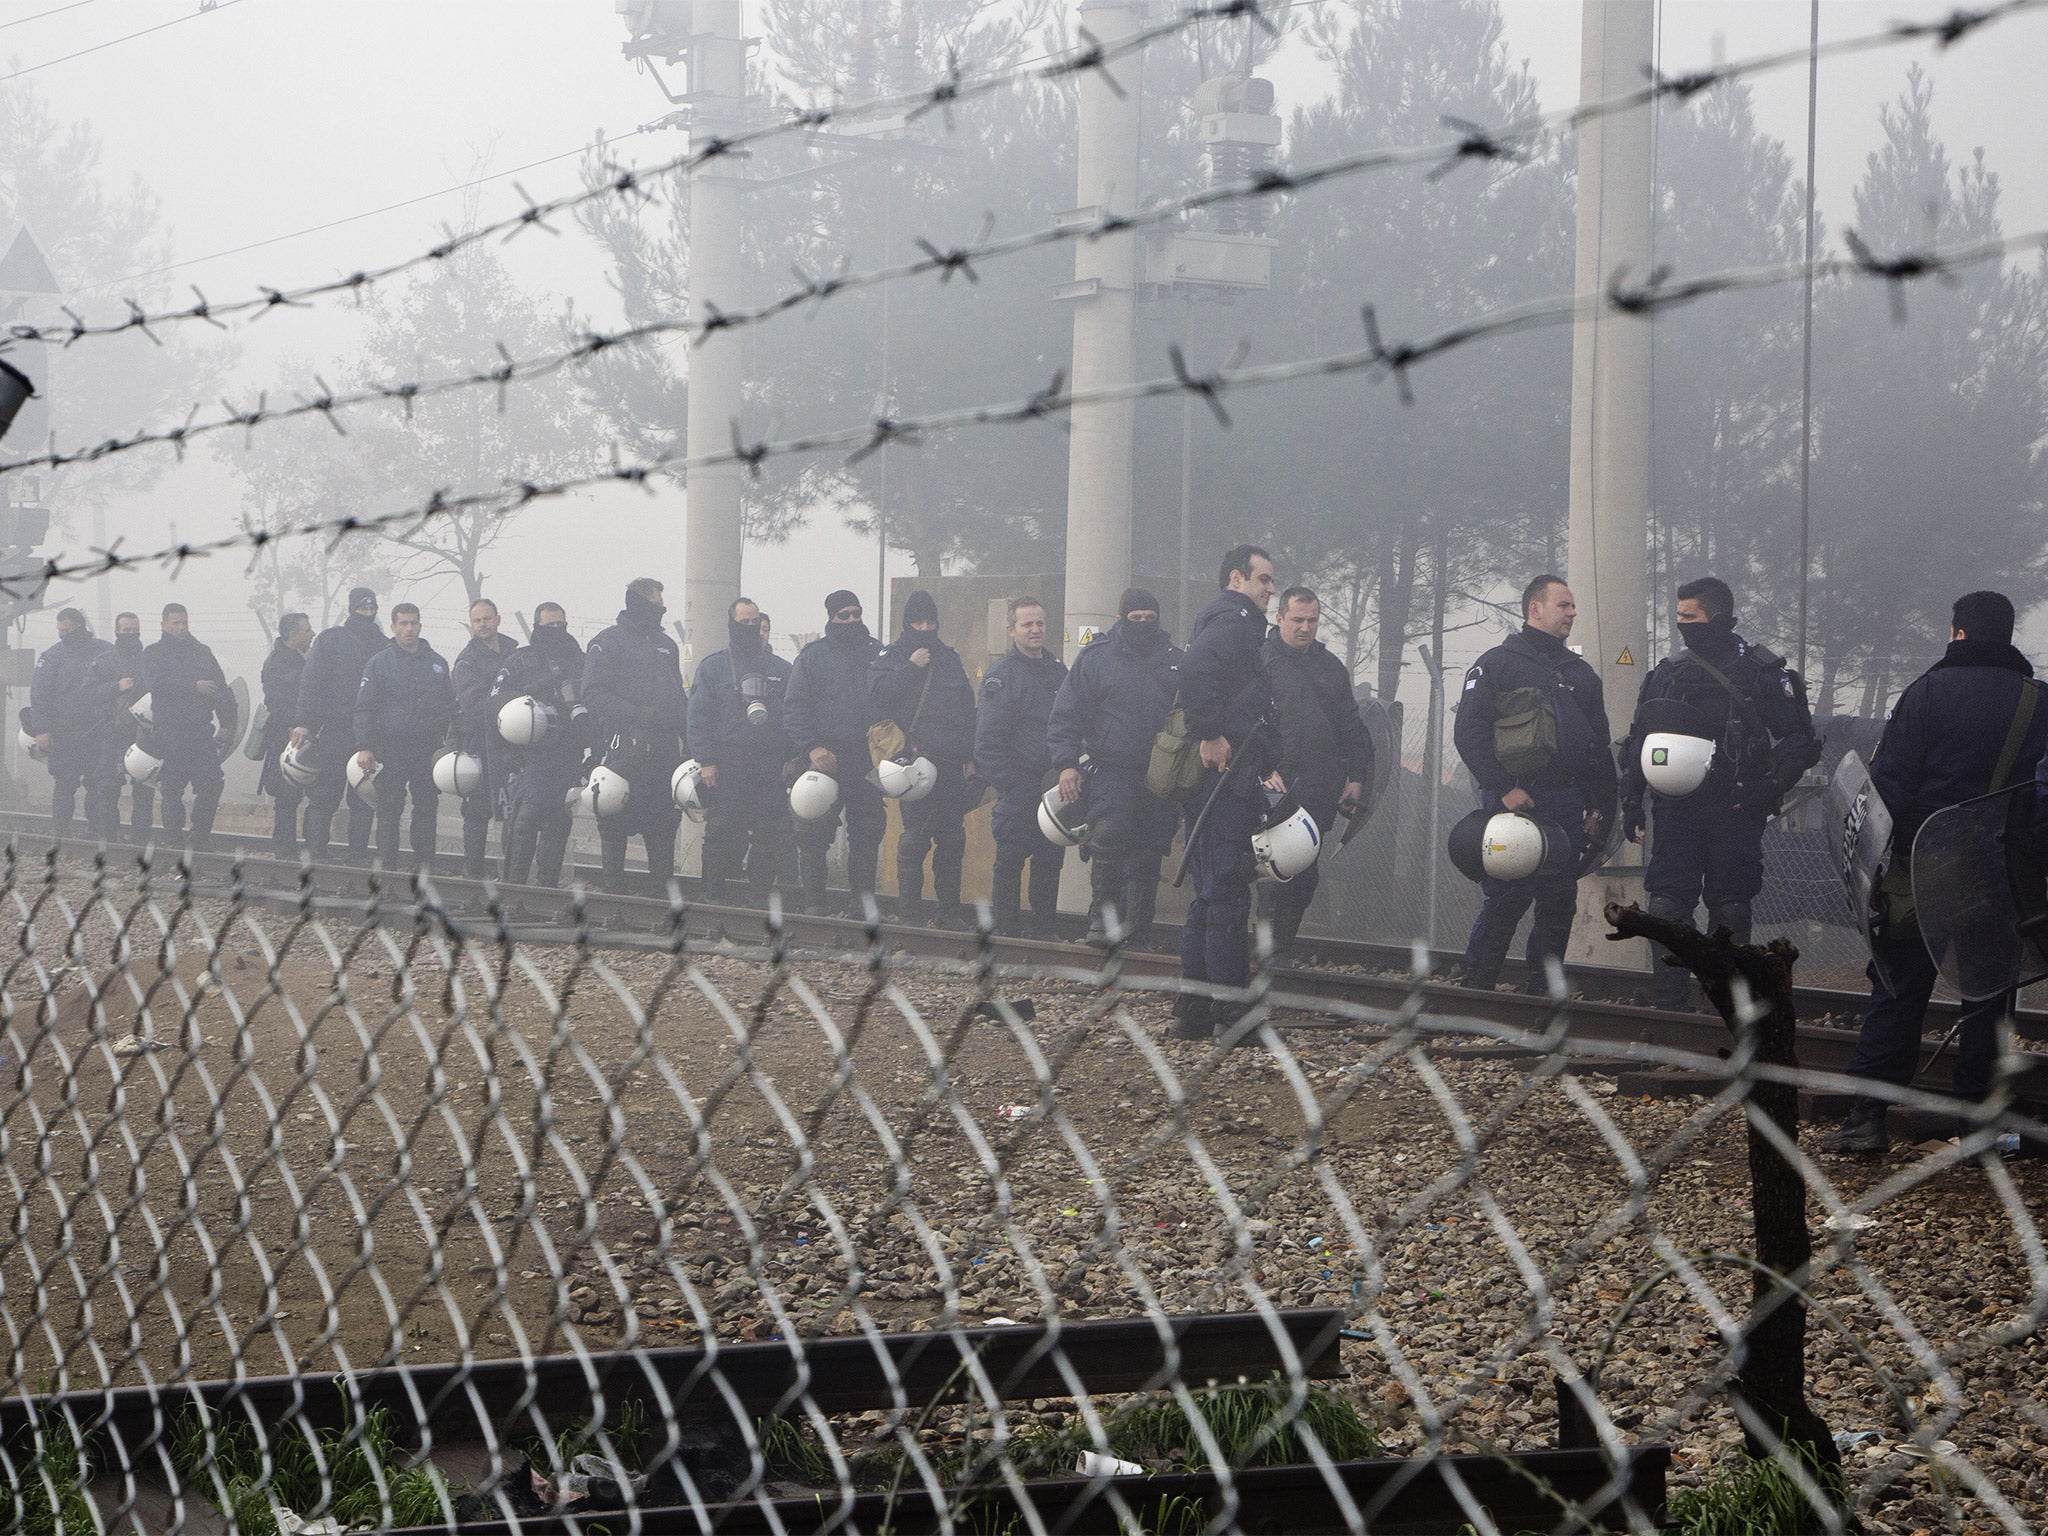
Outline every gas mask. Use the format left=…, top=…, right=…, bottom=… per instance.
left=740, top=671, right=769, bottom=727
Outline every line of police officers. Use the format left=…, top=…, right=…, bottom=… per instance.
left=28, top=561, right=2039, bottom=1115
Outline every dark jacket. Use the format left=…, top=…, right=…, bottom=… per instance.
left=111, top=634, right=147, bottom=709
left=1046, top=621, right=1183, bottom=775
left=786, top=625, right=886, bottom=757
left=453, top=634, right=520, bottom=755
left=1872, top=637, right=2047, bottom=847
left=354, top=640, right=456, bottom=759
left=29, top=629, right=118, bottom=741
left=1620, top=627, right=1820, bottom=816
left=582, top=608, right=689, bottom=762
left=974, top=647, right=1068, bottom=796
left=258, top=640, right=306, bottom=796
left=491, top=626, right=588, bottom=767
left=871, top=630, right=977, bottom=765
left=1263, top=632, right=1373, bottom=810
left=140, top=633, right=236, bottom=746
left=1454, top=624, right=1615, bottom=806
left=686, top=643, right=794, bottom=772
left=297, top=613, right=386, bottom=734
left=1180, top=589, right=1271, bottom=751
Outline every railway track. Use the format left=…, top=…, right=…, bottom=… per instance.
left=3, top=809, right=2042, bottom=1106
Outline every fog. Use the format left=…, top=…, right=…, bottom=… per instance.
left=3, top=0, right=2045, bottom=722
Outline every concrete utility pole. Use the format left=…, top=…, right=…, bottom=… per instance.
left=1565, top=0, right=1655, bottom=964
left=1057, top=0, right=1143, bottom=657
left=681, top=0, right=748, bottom=675
left=1565, top=0, right=1653, bottom=717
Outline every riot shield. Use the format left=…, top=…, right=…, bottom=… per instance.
left=217, top=676, right=252, bottom=763
left=1577, top=809, right=1625, bottom=878
left=1910, top=784, right=2048, bottom=1002
left=1337, top=699, right=1400, bottom=851
left=1824, top=751, right=1895, bottom=986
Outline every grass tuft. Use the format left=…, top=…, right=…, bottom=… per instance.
left=0, top=1411, right=98, bottom=1536
left=170, top=1403, right=450, bottom=1535
left=1102, top=1376, right=1381, bottom=1472
left=1668, top=1445, right=1849, bottom=1536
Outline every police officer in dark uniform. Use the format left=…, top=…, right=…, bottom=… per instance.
left=1045, top=587, right=1183, bottom=952
left=292, top=587, right=386, bottom=866
left=1619, top=576, right=1820, bottom=1010
left=1823, top=591, right=2047, bottom=1153
left=1260, top=586, right=1374, bottom=961
left=873, top=590, right=980, bottom=929
left=491, top=602, right=587, bottom=887
left=141, top=603, right=237, bottom=853
left=581, top=576, right=690, bottom=894
left=975, top=595, right=1068, bottom=938
left=785, top=589, right=887, bottom=916
left=28, top=607, right=119, bottom=843
left=1176, top=547, right=1280, bottom=1038
left=686, top=595, right=794, bottom=906
left=1454, top=574, right=1615, bottom=992
left=353, top=602, right=456, bottom=872
left=107, top=611, right=154, bottom=842
left=452, top=597, right=519, bottom=878
left=259, top=612, right=313, bottom=860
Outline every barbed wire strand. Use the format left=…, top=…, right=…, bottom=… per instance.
left=0, top=221, right=2032, bottom=604
left=0, top=0, right=2033, bottom=363
left=3, top=0, right=2036, bottom=482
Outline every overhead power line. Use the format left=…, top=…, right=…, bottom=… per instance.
left=0, top=0, right=107, bottom=34
left=0, top=0, right=246, bottom=84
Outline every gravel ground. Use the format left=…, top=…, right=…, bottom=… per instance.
left=0, top=868, right=2042, bottom=1533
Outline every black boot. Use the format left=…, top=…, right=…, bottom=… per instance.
left=1121, top=874, right=1159, bottom=955
left=1086, top=857, right=1124, bottom=948
left=1170, top=993, right=1213, bottom=1041
left=1821, top=1098, right=1889, bottom=1154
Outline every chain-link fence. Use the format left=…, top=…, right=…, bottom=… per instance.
left=0, top=844, right=2043, bottom=1534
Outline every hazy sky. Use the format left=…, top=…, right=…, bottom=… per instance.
left=5, top=0, right=2045, bottom=686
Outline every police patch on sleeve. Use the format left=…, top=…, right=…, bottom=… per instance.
left=1463, top=665, right=1482, bottom=692
left=1780, top=674, right=1795, bottom=698
left=982, top=675, right=1003, bottom=695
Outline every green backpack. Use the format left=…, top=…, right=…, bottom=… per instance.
left=1492, top=662, right=1568, bottom=781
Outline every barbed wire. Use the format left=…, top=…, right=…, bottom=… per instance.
left=0, top=0, right=1282, bottom=350
left=0, top=0, right=2023, bottom=372
left=0, top=221, right=2033, bottom=604
left=1, top=0, right=2035, bottom=482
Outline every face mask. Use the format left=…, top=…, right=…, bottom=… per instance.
left=1677, top=615, right=1733, bottom=653
left=729, top=620, right=762, bottom=654
left=828, top=618, right=869, bottom=645
left=1121, top=618, right=1164, bottom=654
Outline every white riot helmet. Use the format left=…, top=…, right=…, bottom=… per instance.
left=1037, top=784, right=1088, bottom=847
left=789, top=769, right=839, bottom=821
left=345, top=753, right=380, bottom=802
left=578, top=764, right=632, bottom=819
left=876, top=753, right=937, bottom=802
left=1641, top=734, right=1717, bottom=798
left=433, top=749, right=485, bottom=797
left=128, top=692, right=154, bottom=725
left=277, top=742, right=317, bottom=788
left=1447, top=809, right=1573, bottom=883
left=18, top=726, right=46, bottom=764
left=1252, top=799, right=1322, bottom=882
left=123, top=741, right=165, bottom=786
left=1635, top=697, right=1719, bottom=799
left=496, top=695, right=557, bottom=747
left=671, top=759, right=709, bottom=823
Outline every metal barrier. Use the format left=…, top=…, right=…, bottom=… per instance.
left=0, top=845, right=2042, bottom=1533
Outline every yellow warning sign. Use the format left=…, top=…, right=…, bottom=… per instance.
left=1615, top=646, right=1635, bottom=666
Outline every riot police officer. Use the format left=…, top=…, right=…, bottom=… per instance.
left=1619, top=576, right=1820, bottom=1010
left=1260, top=586, right=1373, bottom=960
left=582, top=577, right=690, bottom=894
left=873, top=590, right=979, bottom=929
left=452, top=598, right=519, bottom=878
left=141, top=603, right=237, bottom=853
left=975, top=595, right=1068, bottom=938
left=1045, top=587, right=1183, bottom=954
left=107, top=611, right=153, bottom=842
left=259, top=612, right=313, bottom=860
left=686, top=595, right=794, bottom=906
left=1824, top=590, right=2047, bottom=1153
left=27, top=607, right=119, bottom=843
left=1453, top=575, right=1615, bottom=992
left=292, top=587, right=386, bottom=866
left=353, top=602, right=456, bottom=872
left=785, top=589, right=886, bottom=916
left=491, top=602, right=586, bottom=887
left=1176, top=546, right=1280, bottom=1039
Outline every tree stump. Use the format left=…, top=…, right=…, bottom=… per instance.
left=1604, top=903, right=1841, bottom=1485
